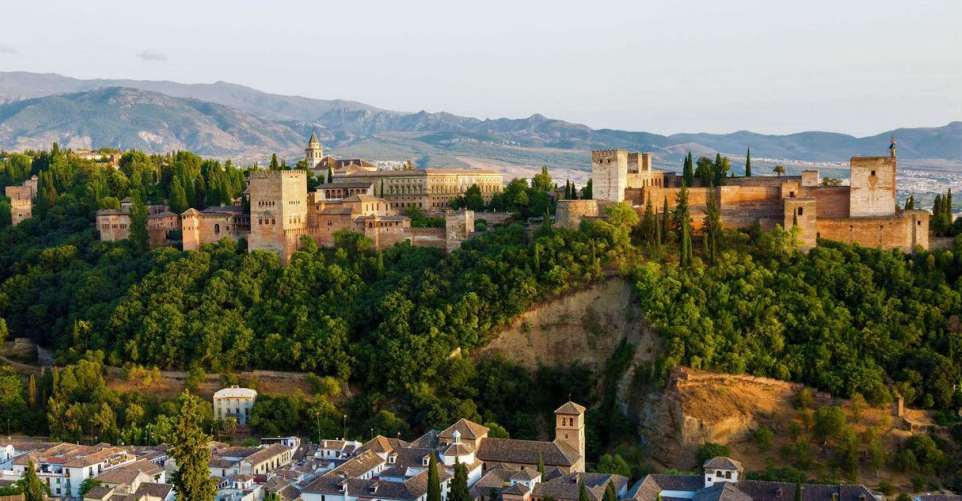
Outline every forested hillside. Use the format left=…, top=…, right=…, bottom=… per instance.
left=2, top=147, right=962, bottom=489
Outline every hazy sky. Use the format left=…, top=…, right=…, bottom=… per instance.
left=1, top=0, right=960, bottom=136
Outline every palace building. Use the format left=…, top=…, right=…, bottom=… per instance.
left=96, top=136, right=498, bottom=264
left=558, top=140, right=929, bottom=252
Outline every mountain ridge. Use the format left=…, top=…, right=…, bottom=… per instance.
left=0, top=71, right=960, bottom=169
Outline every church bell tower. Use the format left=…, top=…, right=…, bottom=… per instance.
left=305, top=132, right=324, bottom=168
left=554, top=401, right=586, bottom=471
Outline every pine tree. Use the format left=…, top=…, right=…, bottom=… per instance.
left=129, top=192, right=150, bottom=253
left=22, top=460, right=48, bottom=501
left=427, top=454, right=442, bottom=501
left=745, top=147, right=752, bottom=177
left=167, top=391, right=217, bottom=501
left=450, top=461, right=470, bottom=501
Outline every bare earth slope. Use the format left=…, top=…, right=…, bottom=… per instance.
left=478, top=277, right=659, bottom=371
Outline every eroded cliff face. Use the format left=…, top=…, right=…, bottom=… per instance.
left=478, top=277, right=658, bottom=371
left=637, top=368, right=832, bottom=468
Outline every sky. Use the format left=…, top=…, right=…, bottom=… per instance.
left=1, top=0, right=960, bottom=136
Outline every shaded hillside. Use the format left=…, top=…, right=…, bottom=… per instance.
left=0, top=87, right=305, bottom=158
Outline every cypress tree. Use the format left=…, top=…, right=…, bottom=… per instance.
left=538, top=452, right=545, bottom=476
left=27, top=374, right=37, bottom=408
left=642, top=197, right=656, bottom=245
left=946, top=188, right=953, bottom=216
left=327, top=166, right=334, bottom=184
left=673, top=185, right=690, bottom=241
left=745, top=147, right=752, bottom=177
left=450, top=461, right=470, bottom=501
left=129, top=192, right=150, bottom=253
left=680, top=218, right=693, bottom=267
left=578, top=480, right=591, bottom=501
left=661, top=197, right=671, bottom=243
left=269, top=153, right=280, bottom=170
left=794, top=482, right=802, bottom=501
left=427, top=454, right=441, bottom=501
left=682, top=153, right=694, bottom=187
left=603, top=482, right=617, bottom=501
left=169, top=178, right=189, bottom=214
left=704, top=190, right=721, bottom=263
left=168, top=391, right=217, bottom=501
left=22, top=460, right=48, bottom=501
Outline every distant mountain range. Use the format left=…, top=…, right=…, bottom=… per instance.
left=0, top=71, right=960, bottom=170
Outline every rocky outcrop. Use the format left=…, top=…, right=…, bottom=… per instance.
left=478, top=277, right=658, bottom=371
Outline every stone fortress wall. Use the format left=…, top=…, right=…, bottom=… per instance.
left=559, top=141, right=929, bottom=252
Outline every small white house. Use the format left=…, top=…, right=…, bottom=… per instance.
left=213, top=386, right=258, bottom=425
left=703, top=456, right=743, bottom=488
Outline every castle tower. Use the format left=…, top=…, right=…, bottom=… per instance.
left=591, top=150, right=629, bottom=202
left=248, top=170, right=308, bottom=264
left=849, top=150, right=897, bottom=217
left=554, top=401, right=586, bottom=471
left=305, top=132, right=324, bottom=169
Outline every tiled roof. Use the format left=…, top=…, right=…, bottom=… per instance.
left=95, top=459, right=162, bottom=485
left=628, top=475, right=703, bottom=501
left=439, top=418, right=490, bottom=441
left=213, top=386, right=257, bottom=399
left=133, top=482, right=174, bottom=499
left=703, top=456, right=743, bottom=471
left=554, top=401, right=587, bottom=415
left=477, top=438, right=580, bottom=467
left=442, top=443, right=474, bottom=457
left=533, top=472, right=627, bottom=501
left=358, top=436, right=408, bottom=455
left=692, top=482, right=752, bottom=501
left=628, top=477, right=878, bottom=501
left=244, top=444, right=289, bottom=466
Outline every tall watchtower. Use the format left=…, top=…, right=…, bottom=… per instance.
left=849, top=147, right=897, bottom=217
left=554, top=401, right=586, bottom=470
left=592, top=150, right=629, bottom=202
left=248, top=170, right=308, bottom=264
left=305, top=132, right=324, bottom=169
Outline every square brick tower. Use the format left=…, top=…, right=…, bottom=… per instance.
left=248, top=170, right=308, bottom=264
